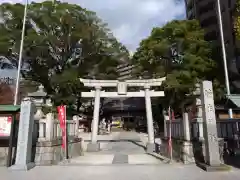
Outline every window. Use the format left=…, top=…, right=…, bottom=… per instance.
left=201, top=16, right=218, bottom=27
left=198, top=2, right=215, bottom=15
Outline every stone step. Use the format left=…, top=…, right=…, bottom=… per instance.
left=59, top=153, right=164, bottom=166
left=68, top=154, right=114, bottom=165
left=128, top=154, right=164, bottom=165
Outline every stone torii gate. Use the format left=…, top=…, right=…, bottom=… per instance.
left=80, top=77, right=166, bottom=152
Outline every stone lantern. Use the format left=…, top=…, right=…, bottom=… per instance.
left=28, top=84, right=47, bottom=120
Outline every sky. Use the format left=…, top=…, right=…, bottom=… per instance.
left=0, top=0, right=186, bottom=51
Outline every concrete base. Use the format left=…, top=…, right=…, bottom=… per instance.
left=182, top=141, right=195, bottom=164
left=87, top=142, right=100, bottom=152
left=146, top=143, right=155, bottom=153
left=8, top=162, right=35, bottom=171
left=196, top=162, right=231, bottom=172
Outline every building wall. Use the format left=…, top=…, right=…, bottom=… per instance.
left=185, top=0, right=240, bottom=92
left=185, top=0, right=235, bottom=52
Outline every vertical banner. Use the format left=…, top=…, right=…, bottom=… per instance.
left=57, top=105, right=66, bottom=149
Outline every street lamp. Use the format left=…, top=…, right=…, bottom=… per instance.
left=216, top=0, right=233, bottom=118
left=14, top=0, right=28, bottom=105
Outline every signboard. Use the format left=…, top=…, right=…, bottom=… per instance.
left=117, top=82, right=127, bottom=95
left=0, top=116, right=12, bottom=136
left=57, top=105, right=67, bottom=149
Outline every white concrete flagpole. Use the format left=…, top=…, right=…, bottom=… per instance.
left=14, top=0, right=28, bottom=105
left=216, top=0, right=233, bottom=118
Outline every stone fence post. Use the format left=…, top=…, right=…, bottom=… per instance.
left=181, top=112, right=195, bottom=164
left=38, top=119, right=46, bottom=141
left=45, top=113, right=54, bottom=141
left=163, top=110, right=169, bottom=138
left=183, top=112, right=190, bottom=141
left=73, top=115, right=79, bottom=137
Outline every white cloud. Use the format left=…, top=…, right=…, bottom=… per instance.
left=0, top=0, right=186, bottom=51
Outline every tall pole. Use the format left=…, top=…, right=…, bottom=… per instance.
left=216, top=0, right=233, bottom=118
left=14, top=0, right=28, bottom=105
left=168, top=106, right=172, bottom=162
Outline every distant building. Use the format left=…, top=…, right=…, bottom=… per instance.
left=0, top=69, right=17, bottom=87
left=185, top=0, right=235, bottom=42
left=117, top=63, right=135, bottom=81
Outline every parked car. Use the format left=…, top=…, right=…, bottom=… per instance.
left=111, top=119, right=122, bottom=128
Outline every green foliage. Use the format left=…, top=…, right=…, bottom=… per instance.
left=132, top=20, right=219, bottom=109
left=0, top=1, right=128, bottom=107
left=234, top=0, right=240, bottom=40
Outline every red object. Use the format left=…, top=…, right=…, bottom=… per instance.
left=0, top=116, right=12, bottom=136
left=57, top=105, right=67, bottom=149
left=171, top=110, right=175, bottom=121
left=7, top=116, right=12, bottom=123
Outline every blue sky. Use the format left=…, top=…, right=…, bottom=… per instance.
left=0, top=0, right=186, bottom=51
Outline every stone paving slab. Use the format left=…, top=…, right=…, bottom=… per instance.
left=128, top=154, right=163, bottom=165
left=112, top=154, right=128, bottom=164
left=69, top=154, right=114, bottom=165
left=78, top=132, right=120, bottom=141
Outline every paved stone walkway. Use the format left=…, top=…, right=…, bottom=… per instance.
left=68, top=131, right=163, bottom=165
left=3, top=131, right=240, bottom=179
left=3, top=164, right=240, bottom=180
left=99, top=131, right=146, bottom=155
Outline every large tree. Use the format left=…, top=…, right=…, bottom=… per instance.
left=0, top=1, right=128, bottom=107
left=132, top=20, right=221, bottom=110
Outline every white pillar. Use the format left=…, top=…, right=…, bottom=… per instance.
left=182, top=112, right=195, bottom=164
left=88, top=86, right=101, bottom=152
left=74, top=117, right=79, bottom=136
left=163, top=110, right=169, bottom=138
left=91, top=86, right=101, bottom=143
left=183, top=112, right=190, bottom=141
left=45, top=113, right=54, bottom=141
left=144, top=84, right=155, bottom=153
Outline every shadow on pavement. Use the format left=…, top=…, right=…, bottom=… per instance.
left=223, top=154, right=240, bottom=169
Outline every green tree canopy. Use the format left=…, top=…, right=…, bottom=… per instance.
left=132, top=20, right=222, bottom=109
left=0, top=1, right=129, bottom=106
left=234, top=0, right=240, bottom=41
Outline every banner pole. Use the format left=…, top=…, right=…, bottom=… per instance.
left=64, top=105, right=68, bottom=159
left=168, top=106, right=173, bottom=162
